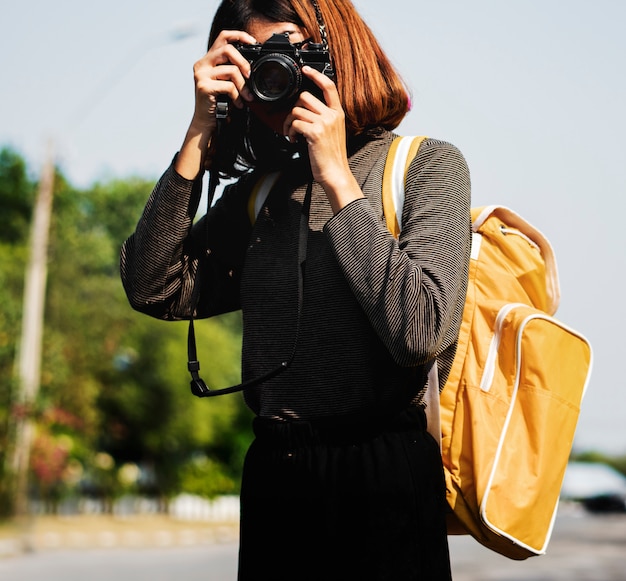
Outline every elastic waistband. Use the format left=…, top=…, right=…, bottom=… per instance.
left=252, top=406, right=426, bottom=448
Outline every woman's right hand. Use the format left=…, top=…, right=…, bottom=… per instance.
left=175, top=30, right=257, bottom=179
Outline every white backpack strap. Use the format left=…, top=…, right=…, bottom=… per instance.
left=382, top=136, right=428, bottom=238
left=382, top=136, right=440, bottom=444
left=247, top=171, right=281, bottom=225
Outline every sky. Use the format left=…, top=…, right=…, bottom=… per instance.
left=1, top=0, right=625, bottom=454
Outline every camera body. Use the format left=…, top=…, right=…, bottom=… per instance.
left=236, top=33, right=334, bottom=106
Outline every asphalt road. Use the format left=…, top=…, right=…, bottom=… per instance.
left=0, top=543, right=238, bottom=581
left=1, top=511, right=625, bottom=580
left=449, top=511, right=626, bottom=580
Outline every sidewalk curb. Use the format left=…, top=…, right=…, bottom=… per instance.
left=0, top=521, right=239, bottom=558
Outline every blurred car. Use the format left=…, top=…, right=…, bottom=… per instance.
left=560, top=461, right=626, bottom=513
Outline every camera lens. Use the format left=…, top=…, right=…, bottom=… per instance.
left=250, top=53, right=302, bottom=102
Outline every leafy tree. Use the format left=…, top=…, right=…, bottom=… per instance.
left=99, top=311, right=252, bottom=499
left=0, top=148, right=34, bottom=516
left=42, top=172, right=251, bottom=502
left=0, top=149, right=252, bottom=514
left=0, top=147, right=36, bottom=243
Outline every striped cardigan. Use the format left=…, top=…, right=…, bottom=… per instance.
left=120, top=129, right=471, bottom=421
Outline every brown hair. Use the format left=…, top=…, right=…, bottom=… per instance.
left=288, top=0, right=410, bottom=134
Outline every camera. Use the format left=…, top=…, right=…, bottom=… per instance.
left=236, top=33, right=334, bottom=106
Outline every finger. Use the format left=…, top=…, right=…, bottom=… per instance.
left=283, top=106, right=317, bottom=141
left=302, top=66, right=340, bottom=108
left=221, top=44, right=253, bottom=77
left=282, top=112, right=296, bottom=142
left=194, top=55, right=252, bottom=107
left=288, top=105, right=319, bottom=126
left=294, top=92, right=327, bottom=115
left=210, top=64, right=253, bottom=102
left=209, top=31, right=257, bottom=78
left=211, top=80, right=247, bottom=109
left=286, top=119, right=309, bottom=144
left=213, top=29, right=258, bottom=49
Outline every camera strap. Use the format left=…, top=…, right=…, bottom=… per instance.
left=311, top=0, right=329, bottom=51
left=187, top=125, right=312, bottom=397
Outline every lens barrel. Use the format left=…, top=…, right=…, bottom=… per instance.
left=250, top=53, right=302, bottom=102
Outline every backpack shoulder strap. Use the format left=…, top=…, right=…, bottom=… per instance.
left=382, top=135, right=440, bottom=445
left=247, top=171, right=282, bottom=225
left=382, top=135, right=428, bottom=238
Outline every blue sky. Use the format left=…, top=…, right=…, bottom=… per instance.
left=1, top=0, right=625, bottom=453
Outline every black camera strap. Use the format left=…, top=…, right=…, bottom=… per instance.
left=187, top=107, right=311, bottom=397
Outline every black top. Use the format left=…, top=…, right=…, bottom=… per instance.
left=120, top=129, right=471, bottom=421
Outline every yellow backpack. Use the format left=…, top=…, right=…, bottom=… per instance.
left=384, top=136, right=593, bottom=560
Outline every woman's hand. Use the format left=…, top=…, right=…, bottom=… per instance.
left=175, top=30, right=256, bottom=179
left=284, top=66, right=363, bottom=213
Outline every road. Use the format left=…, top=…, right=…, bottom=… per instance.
left=0, top=511, right=625, bottom=580
left=449, top=511, right=626, bottom=580
left=0, top=543, right=238, bottom=581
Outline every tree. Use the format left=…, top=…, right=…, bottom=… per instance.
left=0, top=149, right=252, bottom=515
left=42, top=172, right=251, bottom=503
left=0, top=148, right=36, bottom=244
left=0, top=148, right=35, bottom=516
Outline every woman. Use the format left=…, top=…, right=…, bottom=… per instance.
left=121, top=0, right=471, bottom=579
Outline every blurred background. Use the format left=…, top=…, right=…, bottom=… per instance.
left=0, top=0, right=625, bottom=577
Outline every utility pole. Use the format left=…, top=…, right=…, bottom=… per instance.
left=11, top=142, right=55, bottom=523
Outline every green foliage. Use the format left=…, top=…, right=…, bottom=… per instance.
left=0, top=149, right=34, bottom=516
left=96, top=311, right=252, bottom=498
left=178, top=454, right=235, bottom=499
left=571, top=450, right=626, bottom=478
left=0, top=243, right=24, bottom=435
left=0, top=147, right=251, bottom=514
left=0, top=147, right=36, bottom=243
left=28, top=408, right=89, bottom=509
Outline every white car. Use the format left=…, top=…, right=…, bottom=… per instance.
left=561, top=461, right=626, bottom=513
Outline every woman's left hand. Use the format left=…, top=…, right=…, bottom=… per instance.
left=284, top=66, right=363, bottom=213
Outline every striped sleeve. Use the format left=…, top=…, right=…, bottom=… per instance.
left=120, top=163, right=203, bottom=320
left=324, top=139, right=471, bottom=369
left=120, top=161, right=254, bottom=321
